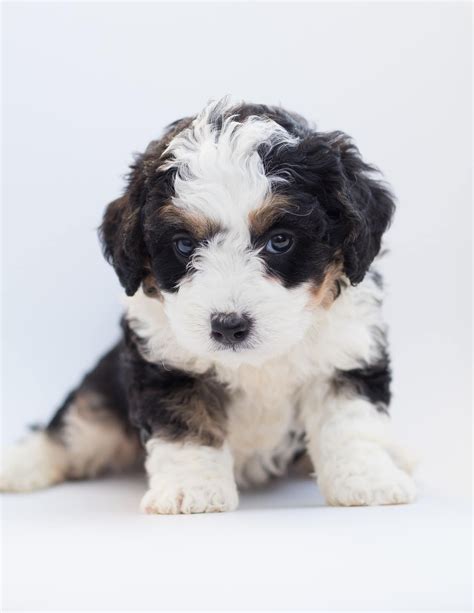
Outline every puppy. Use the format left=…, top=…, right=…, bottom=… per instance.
left=1, top=99, right=416, bottom=513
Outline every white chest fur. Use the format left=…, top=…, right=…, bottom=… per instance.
left=217, top=360, right=305, bottom=486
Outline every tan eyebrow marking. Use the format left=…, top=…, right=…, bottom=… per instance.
left=248, top=193, right=296, bottom=235
left=156, top=203, right=221, bottom=240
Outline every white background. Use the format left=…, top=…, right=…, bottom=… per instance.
left=2, top=2, right=472, bottom=611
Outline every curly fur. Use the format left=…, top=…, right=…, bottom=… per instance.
left=1, top=98, right=415, bottom=513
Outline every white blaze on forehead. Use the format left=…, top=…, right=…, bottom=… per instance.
left=162, top=98, right=298, bottom=231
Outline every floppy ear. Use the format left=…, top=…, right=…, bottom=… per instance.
left=327, top=133, right=396, bottom=285
left=264, top=128, right=395, bottom=285
left=99, top=162, right=148, bottom=296
left=99, top=119, right=194, bottom=296
left=99, top=193, right=147, bottom=296
left=303, top=132, right=395, bottom=285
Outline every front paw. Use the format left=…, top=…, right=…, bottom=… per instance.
left=318, top=447, right=417, bottom=506
left=140, top=478, right=239, bottom=514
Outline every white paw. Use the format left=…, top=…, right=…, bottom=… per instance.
left=140, top=478, right=239, bottom=514
left=0, top=432, right=67, bottom=492
left=319, top=448, right=417, bottom=507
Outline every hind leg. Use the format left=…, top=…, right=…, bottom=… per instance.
left=1, top=345, right=142, bottom=492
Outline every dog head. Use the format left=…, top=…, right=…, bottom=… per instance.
left=100, top=99, right=395, bottom=363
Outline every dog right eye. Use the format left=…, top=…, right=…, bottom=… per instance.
left=174, top=236, right=196, bottom=258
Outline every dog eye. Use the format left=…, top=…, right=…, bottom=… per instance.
left=265, top=233, right=294, bottom=254
left=174, top=236, right=196, bottom=258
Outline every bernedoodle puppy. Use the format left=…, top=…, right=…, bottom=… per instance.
left=1, top=99, right=416, bottom=513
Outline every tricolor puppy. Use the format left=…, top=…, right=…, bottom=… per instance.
left=1, top=99, right=416, bottom=513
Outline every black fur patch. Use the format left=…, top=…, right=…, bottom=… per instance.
left=47, top=343, right=131, bottom=440
left=334, top=351, right=392, bottom=413
left=121, top=320, right=229, bottom=446
left=46, top=323, right=229, bottom=448
left=250, top=194, right=340, bottom=289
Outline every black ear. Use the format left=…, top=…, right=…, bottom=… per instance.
left=99, top=161, right=148, bottom=296
left=330, top=133, right=396, bottom=284
left=99, top=119, right=194, bottom=296
left=264, top=128, right=395, bottom=285
left=99, top=193, right=147, bottom=296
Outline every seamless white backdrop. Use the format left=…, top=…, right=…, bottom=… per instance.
left=3, top=0, right=471, bottom=493
left=2, top=2, right=472, bottom=610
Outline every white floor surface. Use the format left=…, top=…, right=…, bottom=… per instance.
left=2, top=474, right=471, bottom=611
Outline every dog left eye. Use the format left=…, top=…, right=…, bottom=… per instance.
left=265, top=233, right=294, bottom=254
left=174, top=236, right=196, bottom=258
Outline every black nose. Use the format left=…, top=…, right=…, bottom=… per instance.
left=210, top=312, right=251, bottom=345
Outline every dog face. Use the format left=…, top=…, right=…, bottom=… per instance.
left=101, top=99, right=394, bottom=363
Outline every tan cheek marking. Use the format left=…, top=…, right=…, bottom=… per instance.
left=142, top=274, right=162, bottom=300
left=309, top=261, right=344, bottom=309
